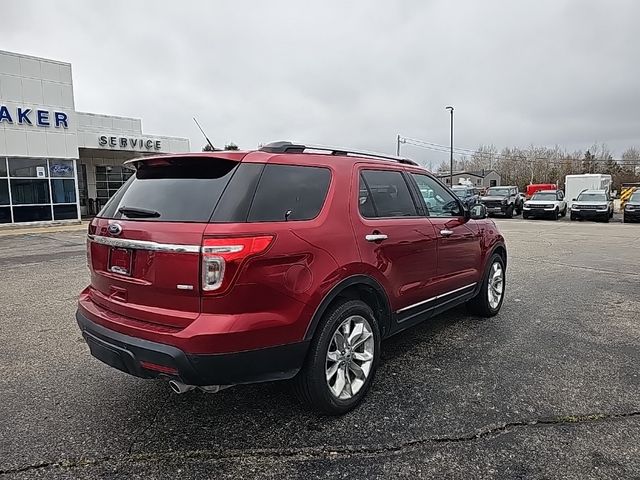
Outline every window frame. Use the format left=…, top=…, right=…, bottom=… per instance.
left=357, top=167, right=423, bottom=220
left=406, top=171, right=465, bottom=219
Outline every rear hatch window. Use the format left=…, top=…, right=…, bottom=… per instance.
left=99, top=157, right=239, bottom=222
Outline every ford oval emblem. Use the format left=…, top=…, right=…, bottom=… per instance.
left=108, top=223, right=123, bottom=236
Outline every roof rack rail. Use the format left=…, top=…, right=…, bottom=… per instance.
left=259, top=141, right=419, bottom=166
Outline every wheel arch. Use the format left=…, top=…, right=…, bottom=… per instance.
left=304, top=275, right=392, bottom=341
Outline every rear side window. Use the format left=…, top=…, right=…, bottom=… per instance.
left=359, top=170, right=417, bottom=218
left=247, top=164, right=331, bottom=222
left=99, top=158, right=239, bottom=222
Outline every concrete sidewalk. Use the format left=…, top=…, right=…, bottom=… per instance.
left=0, top=221, right=89, bottom=237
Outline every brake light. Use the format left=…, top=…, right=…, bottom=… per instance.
left=201, top=235, right=274, bottom=292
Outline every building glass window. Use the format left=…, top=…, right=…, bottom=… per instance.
left=0, top=157, right=79, bottom=223
left=13, top=205, right=52, bottom=222
left=51, top=179, right=77, bottom=203
left=10, top=179, right=50, bottom=204
left=0, top=207, right=11, bottom=223
left=9, top=158, right=48, bottom=178
left=49, top=159, right=75, bottom=178
left=53, top=204, right=78, bottom=220
left=95, top=165, right=134, bottom=205
left=0, top=179, right=9, bottom=205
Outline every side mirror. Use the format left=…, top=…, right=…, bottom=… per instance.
left=470, top=204, right=488, bottom=220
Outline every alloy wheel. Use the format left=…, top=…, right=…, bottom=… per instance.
left=325, top=315, right=375, bottom=399
left=487, top=262, right=504, bottom=309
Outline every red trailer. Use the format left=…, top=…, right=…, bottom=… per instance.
left=526, top=183, right=557, bottom=198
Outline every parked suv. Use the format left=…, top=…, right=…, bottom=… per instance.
left=479, top=186, right=523, bottom=218
left=451, top=185, right=480, bottom=208
left=522, top=190, right=567, bottom=220
left=623, top=190, right=640, bottom=223
left=570, top=189, right=614, bottom=222
left=76, top=142, right=507, bottom=414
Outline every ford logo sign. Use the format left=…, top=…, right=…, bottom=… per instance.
left=108, top=223, right=123, bottom=236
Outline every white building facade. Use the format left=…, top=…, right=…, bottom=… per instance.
left=0, top=50, right=190, bottom=225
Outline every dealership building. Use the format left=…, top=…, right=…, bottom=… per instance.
left=0, top=50, right=190, bottom=225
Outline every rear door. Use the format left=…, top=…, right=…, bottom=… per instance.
left=88, top=155, right=245, bottom=328
left=351, top=167, right=439, bottom=314
left=408, top=173, right=482, bottom=298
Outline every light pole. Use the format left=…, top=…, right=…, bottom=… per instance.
left=396, top=134, right=401, bottom=156
left=445, top=106, right=454, bottom=187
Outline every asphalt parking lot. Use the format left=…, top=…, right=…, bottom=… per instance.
left=1, top=218, right=639, bottom=479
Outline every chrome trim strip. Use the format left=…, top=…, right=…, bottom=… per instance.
left=396, top=282, right=477, bottom=313
left=87, top=234, right=201, bottom=253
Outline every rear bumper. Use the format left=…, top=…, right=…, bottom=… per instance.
left=76, top=310, right=309, bottom=385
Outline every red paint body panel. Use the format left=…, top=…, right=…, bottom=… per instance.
left=78, top=150, right=505, bottom=361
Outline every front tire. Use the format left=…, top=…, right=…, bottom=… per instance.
left=294, top=299, right=380, bottom=415
left=552, top=208, right=559, bottom=220
left=466, top=253, right=505, bottom=317
left=505, top=205, right=514, bottom=218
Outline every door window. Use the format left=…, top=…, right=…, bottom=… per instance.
left=410, top=174, right=462, bottom=217
left=359, top=170, right=417, bottom=218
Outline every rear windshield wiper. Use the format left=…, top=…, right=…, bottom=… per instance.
left=118, top=206, right=161, bottom=218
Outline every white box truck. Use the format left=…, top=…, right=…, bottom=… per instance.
left=565, top=174, right=612, bottom=208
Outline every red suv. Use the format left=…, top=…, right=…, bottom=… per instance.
left=77, top=142, right=506, bottom=414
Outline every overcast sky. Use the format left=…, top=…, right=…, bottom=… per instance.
left=2, top=0, right=639, bottom=166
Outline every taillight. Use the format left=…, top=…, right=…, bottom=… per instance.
left=201, top=236, right=274, bottom=292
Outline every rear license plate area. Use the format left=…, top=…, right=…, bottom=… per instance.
left=108, top=248, right=132, bottom=276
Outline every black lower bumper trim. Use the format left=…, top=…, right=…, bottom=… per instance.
left=76, top=310, right=309, bottom=385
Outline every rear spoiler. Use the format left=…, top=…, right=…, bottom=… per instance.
left=123, top=152, right=249, bottom=169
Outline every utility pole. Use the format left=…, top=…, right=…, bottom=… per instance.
left=396, top=134, right=401, bottom=156
left=446, top=106, right=454, bottom=186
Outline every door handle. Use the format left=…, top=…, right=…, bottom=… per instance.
left=440, top=229, right=454, bottom=237
left=365, top=233, right=388, bottom=242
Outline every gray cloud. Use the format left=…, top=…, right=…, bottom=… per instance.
left=2, top=0, right=639, bottom=166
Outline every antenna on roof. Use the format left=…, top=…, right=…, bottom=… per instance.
left=193, top=117, right=216, bottom=151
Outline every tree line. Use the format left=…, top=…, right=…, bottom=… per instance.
left=437, top=144, right=640, bottom=191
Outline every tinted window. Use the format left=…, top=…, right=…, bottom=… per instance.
left=247, top=165, right=331, bottom=222
left=212, top=163, right=265, bottom=222
left=11, top=179, right=50, bottom=204
left=411, top=174, right=462, bottom=217
left=0, top=180, right=8, bottom=205
left=360, top=170, right=417, bottom=218
left=99, top=157, right=239, bottom=222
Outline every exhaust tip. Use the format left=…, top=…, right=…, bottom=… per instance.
left=168, top=380, right=195, bottom=394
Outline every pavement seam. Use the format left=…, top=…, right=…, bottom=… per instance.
left=2, top=410, right=638, bottom=475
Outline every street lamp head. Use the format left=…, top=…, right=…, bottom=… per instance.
left=445, top=106, right=454, bottom=112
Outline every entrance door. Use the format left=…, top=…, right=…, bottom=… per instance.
left=77, top=163, right=89, bottom=217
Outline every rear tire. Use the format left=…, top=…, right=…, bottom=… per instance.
left=466, top=253, right=505, bottom=317
left=294, top=299, right=381, bottom=415
left=561, top=207, right=567, bottom=217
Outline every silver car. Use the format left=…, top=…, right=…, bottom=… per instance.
left=570, top=189, right=614, bottom=222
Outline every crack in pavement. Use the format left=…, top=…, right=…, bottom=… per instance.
left=1, top=410, right=639, bottom=476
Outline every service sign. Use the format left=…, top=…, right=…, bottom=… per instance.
left=98, top=135, right=162, bottom=151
